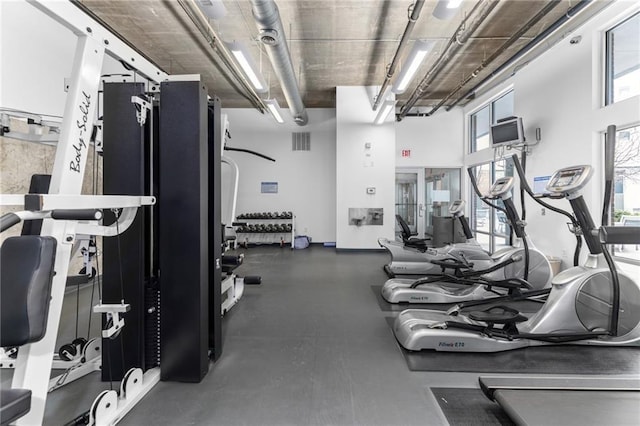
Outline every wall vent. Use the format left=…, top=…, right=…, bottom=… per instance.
left=292, top=132, right=311, bottom=151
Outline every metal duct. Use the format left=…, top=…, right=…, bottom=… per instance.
left=179, top=0, right=267, bottom=112
left=398, top=0, right=499, bottom=120
left=372, top=0, right=426, bottom=111
left=251, top=0, right=308, bottom=126
left=423, top=0, right=562, bottom=116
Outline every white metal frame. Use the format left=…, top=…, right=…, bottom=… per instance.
left=2, top=1, right=168, bottom=424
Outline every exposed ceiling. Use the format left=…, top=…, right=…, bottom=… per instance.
left=78, top=0, right=610, bottom=115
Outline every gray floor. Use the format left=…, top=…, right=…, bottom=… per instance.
left=21, top=245, right=636, bottom=425
left=117, top=246, right=464, bottom=426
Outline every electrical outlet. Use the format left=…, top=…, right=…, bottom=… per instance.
left=541, top=208, right=546, bottom=216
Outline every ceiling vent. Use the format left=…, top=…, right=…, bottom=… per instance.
left=259, top=29, right=279, bottom=46
left=292, top=132, right=310, bottom=151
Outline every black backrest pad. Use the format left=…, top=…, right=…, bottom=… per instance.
left=0, top=236, right=57, bottom=347
left=21, top=174, right=51, bottom=236
left=395, top=215, right=413, bottom=240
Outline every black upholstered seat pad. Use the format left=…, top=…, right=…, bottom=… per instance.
left=0, top=236, right=56, bottom=347
left=0, top=389, right=32, bottom=426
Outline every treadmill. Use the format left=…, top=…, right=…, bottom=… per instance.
left=479, top=375, right=640, bottom=425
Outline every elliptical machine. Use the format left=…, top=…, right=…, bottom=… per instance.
left=381, top=168, right=553, bottom=304
left=393, top=160, right=640, bottom=352
left=378, top=201, right=478, bottom=277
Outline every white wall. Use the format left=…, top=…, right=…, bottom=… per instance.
left=0, top=1, right=129, bottom=115
left=222, top=108, right=337, bottom=243
left=1, top=1, right=75, bottom=115
left=463, top=1, right=640, bottom=268
left=335, top=86, right=395, bottom=249
left=395, top=108, right=464, bottom=168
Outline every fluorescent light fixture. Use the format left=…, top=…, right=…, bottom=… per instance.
left=264, top=99, right=284, bottom=124
left=392, top=40, right=434, bottom=94
left=195, top=0, right=227, bottom=20
left=374, top=99, right=396, bottom=125
left=433, top=0, right=464, bottom=20
left=227, top=41, right=268, bottom=93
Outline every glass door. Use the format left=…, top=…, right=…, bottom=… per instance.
left=424, top=168, right=462, bottom=236
left=395, top=169, right=425, bottom=238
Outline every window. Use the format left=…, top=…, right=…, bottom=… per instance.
left=612, top=124, right=640, bottom=262
left=469, top=158, right=514, bottom=252
left=470, top=105, right=491, bottom=152
left=605, top=12, right=640, bottom=105
left=469, top=90, right=514, bottom=152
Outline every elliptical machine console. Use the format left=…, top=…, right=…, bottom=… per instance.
left=547, top=166, right=592, bottom=195
left=488, top=176, right=515, bottom=199
left=448, top=200, right=465, bottom=216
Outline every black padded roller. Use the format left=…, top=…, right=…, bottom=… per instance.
left=244, top=276, right=261, bottom=285
left=0, top=213, right=21, bottom=233
left=51, top=209, right=103, bottom=221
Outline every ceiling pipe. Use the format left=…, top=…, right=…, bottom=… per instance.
left=250, top=0, right=308, bottom=126
left=446, top=0, right=596, bottom=110
left=398, top=0, right=500, bottom=120
left=179, top=0, right=267, bottom=112
left=423, top=0, right=562, bottom=116
left=372, top=0, right=426, bottom=111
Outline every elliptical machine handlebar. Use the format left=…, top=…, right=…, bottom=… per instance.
left=467, top=168, right=509, bottom=217
left=511, top=153, right=583, bottom=266
left=599, top=226, right=640, bottom=245
left=511, top=154, right=577, bottom=222
left=467, top=170, right=524, bottom=238
left=467, top=166, right=530, bottom=280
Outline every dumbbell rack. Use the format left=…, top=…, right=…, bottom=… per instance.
left=235, top=212, right=295, bottom=248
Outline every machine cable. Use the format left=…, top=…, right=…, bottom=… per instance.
left=115, top=212, right=128, bottom=385
left=225, top=147, right=276, bottom=162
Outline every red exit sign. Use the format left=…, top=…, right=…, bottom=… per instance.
left=401, top=149, right=411, bottom=158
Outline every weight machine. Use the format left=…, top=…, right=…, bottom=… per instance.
left=1, top=1, right=224, bottom=425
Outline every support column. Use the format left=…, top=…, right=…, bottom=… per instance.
left=158, top=78, right=210, bottom=382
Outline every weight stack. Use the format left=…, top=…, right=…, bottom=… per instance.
left=102, top=82, right=149, bottom=381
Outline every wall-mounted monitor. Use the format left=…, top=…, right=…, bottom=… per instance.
left=490, top=116, right=524, bottom=147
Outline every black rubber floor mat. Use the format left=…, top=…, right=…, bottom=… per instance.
left=431, top=387, right=514, bottom=426
left=385, top=318, right=640, bottom=374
